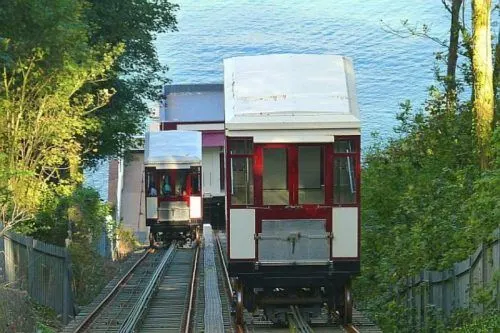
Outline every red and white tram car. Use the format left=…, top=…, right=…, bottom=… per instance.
left=144, top=130, right=203, bottom=245
left=224, top=54, right=361, bottom=324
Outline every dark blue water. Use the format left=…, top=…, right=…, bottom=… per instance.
left=87, top=1, right=453, bottom=198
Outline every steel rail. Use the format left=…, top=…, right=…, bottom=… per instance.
left=215, top=234, right=233, bottom=297
left=119, top=242, right=177, bottom=333
left=216, top=233, right=244, bottom=333
left=290, top=305, right=314, bottom=333
left=184, top=244, right=200, bottom=333
left=344, top=323, right=361, bottom=333
left=72, top=249, right=151, bottom=333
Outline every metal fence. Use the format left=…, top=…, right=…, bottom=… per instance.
left=403, top=229, right=499, bottom=328
left=3, top=230, right=75, bottom=323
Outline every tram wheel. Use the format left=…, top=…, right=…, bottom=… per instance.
left=195, top=226, right=201, bottom=244
left=243, top=286, right=256, bottom=312
left=341, top=280, right=353, bottom=324
left=149, top=232, right=156, bottom=248
left=234, top=281, right=244, bottom=325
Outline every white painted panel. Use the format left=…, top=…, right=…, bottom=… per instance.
left=332, top=207, right=358, bottom=258
left=227, top=129, right=360, bottom=137
left=146, top=198, right=157, bottom=219
left=202, top=147, right=224, bottom=197
left=121, top=153, right=149, bottom=236
left=227, top=129, right=360, bottom=143
left=189, top=196, right=202, bottom=219
left=178, top=123, right=224, bottom=131
left=253, top=132, right=335, bottom=143
left=230, top=209, right=255, bottom=259
left=202, top=149, right=211, bottom=190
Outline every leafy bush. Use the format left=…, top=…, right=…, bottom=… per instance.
left=355, top=89, right=499, bottom=331
left=69, top=242, right=118, bottom=305
left=0, top=286, right=36, bottom=332
left=16, top=186, right=111, bottom=247
left=32, top=303, right=62, bottom=333
left=115, top=224, right=140, bottom=260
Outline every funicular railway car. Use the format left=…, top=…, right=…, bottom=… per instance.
left=144, top=130, right=203, bottom=246
left=224, top=54, right=361, bottom=325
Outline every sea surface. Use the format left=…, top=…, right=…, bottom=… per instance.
left=86, top=0, right=453, bottom=198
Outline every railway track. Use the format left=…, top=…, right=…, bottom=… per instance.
left=63, top=228, right=380, bottom=333
left=66, top=244, right=176, bottom=333
left=65, top=226, right=229, bottom=333
left=137, top=247, right=197, bottom=332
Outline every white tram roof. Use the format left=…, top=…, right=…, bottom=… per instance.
left=144, top=131, right=202, bottom=169
left=223, top=54, right=360, bottom=138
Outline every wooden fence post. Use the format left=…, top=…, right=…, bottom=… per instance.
left=27, top=237, right=35, bottom=297
left=62, top=249, right=70, bottom=324
left=0, top=230, right=4, bottom=282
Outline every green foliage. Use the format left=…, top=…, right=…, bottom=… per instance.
left=0, top=0, right=126, bottom=233
left=0, top=0, right=179, bottom=231
left=116, top=224, right=140, bottom=259
left=36, top=324, right=56, bottom=333
left=14, top=186, right=111, bottom=246
left=356, top=73, right=499, bottom=332
left=69, top=242, right=118, bottom=305
left=450, top=310, right=500, bottom=333
left=0, top=0, right=89, bottom=68
left=0, top=287, right=36, bottom=332
left=448, top=277, right=500, bottom=333
left=81, top=0, right=179, bottom=167
left=67, top=186, right=111, bottom=243
left=32, top=303, right=62, bottom=333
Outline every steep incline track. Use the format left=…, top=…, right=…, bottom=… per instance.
left=68, top=246, right=175, bottom=333
left=138, top=248, right=197, bottom=332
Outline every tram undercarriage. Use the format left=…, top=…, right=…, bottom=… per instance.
left=148, top=224, right=200, bottom=247
left=231, top=267, right=355, bottom=325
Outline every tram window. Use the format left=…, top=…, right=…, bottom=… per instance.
left=146, top=170, right=157, bottom=197
left=334, top=140, right=356, bottom=153
left=263, top=148, right=288, bottom=205
left=334, top=157, right=357, bottom=204
left=298, top=146, right=324, bottom=204
left=160, top=174, right=173, bottom=197
left=191, top=167, right=201, bottom=195
left=175, top=170, right=189, bottom=196
left=231, top=157, right=253, bottom=205
left=229, top=139, right=253, bottom=155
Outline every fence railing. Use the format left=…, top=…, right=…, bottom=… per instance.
left=0, top=233, right=4, bottom=282
left=2, top=229, right=75, bottom=323
left=403, top=228, right=499, bottom=328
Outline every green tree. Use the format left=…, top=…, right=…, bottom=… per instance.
left=0, top=0, right=179, bottom=168
left=0, top=0, right=122, bottom=233
left=80, top=0, right=178, bottom=167
left=471, top=0, right=495, bottom=169
left=356, top=2, right=499, bottom=331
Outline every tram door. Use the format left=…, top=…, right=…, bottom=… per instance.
left=256, top=144, right=330, bottom=208
left=255, top=144, right=332, bottom=262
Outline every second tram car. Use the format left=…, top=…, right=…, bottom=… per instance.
left=224, top=54, right=361, bottom=324
left=144, top=130, right=203, bottom=245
